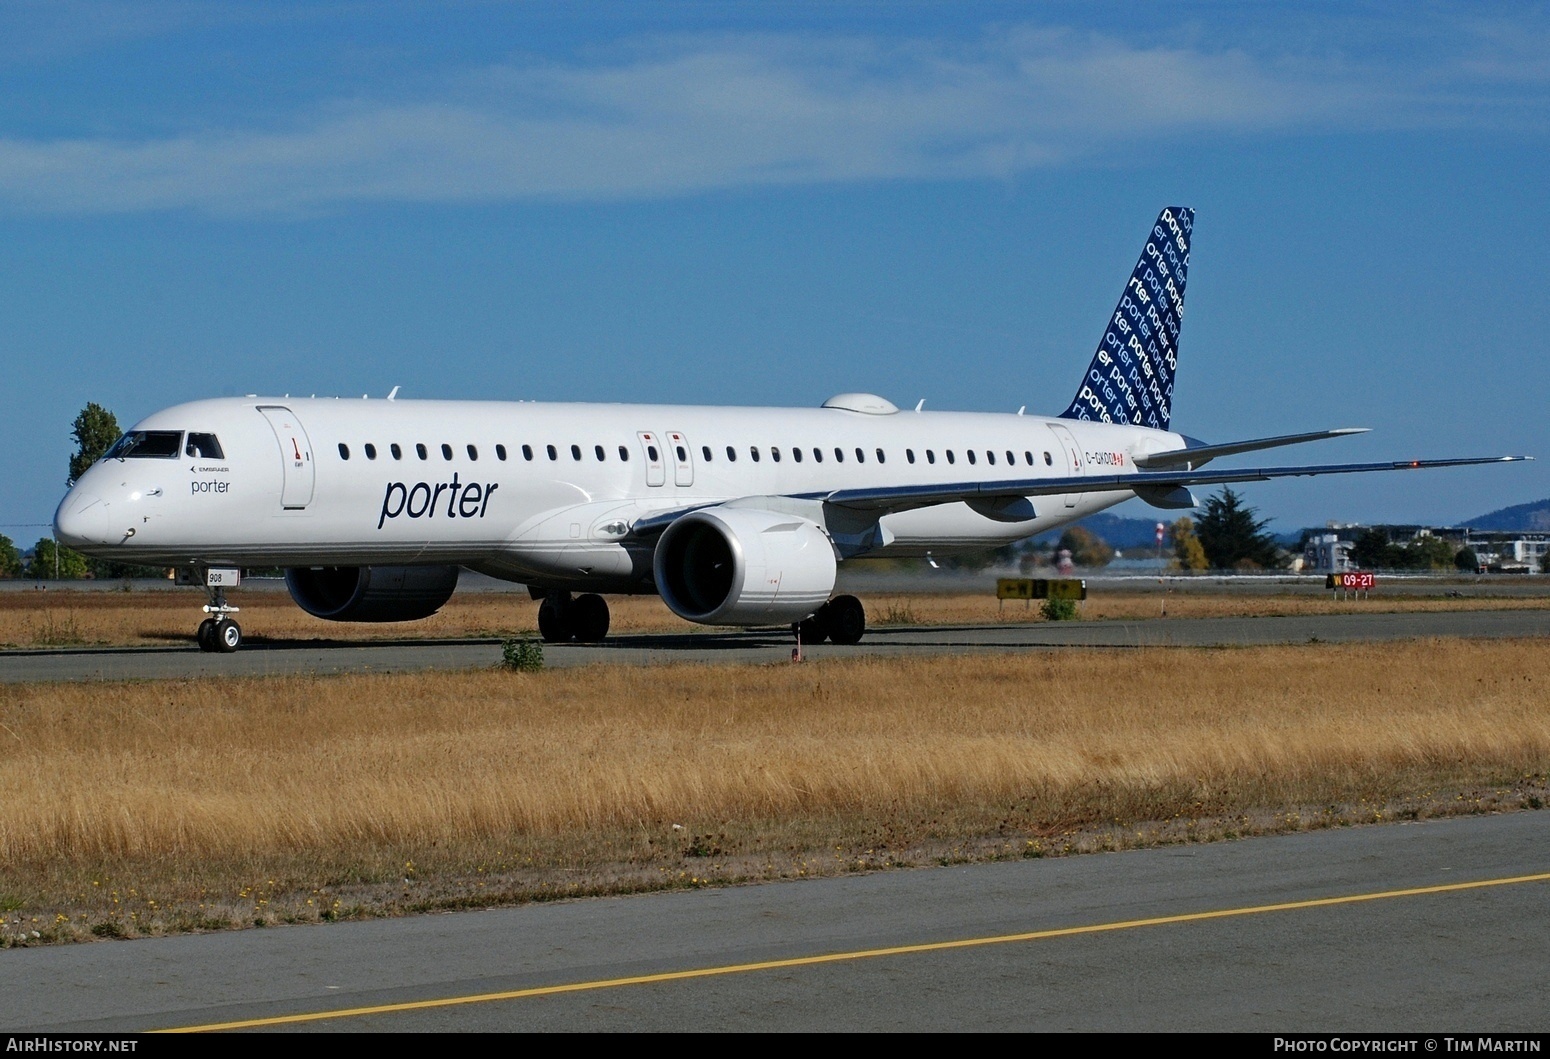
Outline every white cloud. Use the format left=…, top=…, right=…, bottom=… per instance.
left=0, top=26, right=1532, bottom=214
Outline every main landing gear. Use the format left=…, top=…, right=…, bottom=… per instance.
left=537, top=590, right=611, bottom=644
left=794, top=594, right=866, bottom=647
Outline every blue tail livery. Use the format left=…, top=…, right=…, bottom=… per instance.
left=1060, top=206, right=1192, bottom=430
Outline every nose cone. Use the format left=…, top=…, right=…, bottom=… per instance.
left=54, top=490, right=117, bottom=548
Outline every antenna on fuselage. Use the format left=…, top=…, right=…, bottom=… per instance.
left=915, top=399, right=925, bottom=412
left=387, top=386, right=400, bottom=401
left=1018, top=406, right=1025, bottom=415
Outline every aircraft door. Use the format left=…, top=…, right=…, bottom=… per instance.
left=638, top=432, right=666, bottom=487
left=667, top=431, right=694, bottom=487
left=1046, top=423, right=1084, bottom=509
left=258, top=406, right=315, bottom=509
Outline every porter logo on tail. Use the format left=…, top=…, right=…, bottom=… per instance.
left=1059, top=206, right=1192, bottom=431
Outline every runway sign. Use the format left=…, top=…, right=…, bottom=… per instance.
left=997, top=578, right=1087, bottom=601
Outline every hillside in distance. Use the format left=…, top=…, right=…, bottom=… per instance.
left=1459, top=497, right=1550, bottom=532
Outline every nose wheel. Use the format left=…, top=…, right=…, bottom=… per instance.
left=196, top=583, right=243, bottom=652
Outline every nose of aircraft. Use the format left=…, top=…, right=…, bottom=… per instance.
left=54, top=490, right=120, bottom=548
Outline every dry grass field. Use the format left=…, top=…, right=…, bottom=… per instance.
left=2, top=637, right=1546, bottom=945
left=2, top=583, right=1548, bottom=649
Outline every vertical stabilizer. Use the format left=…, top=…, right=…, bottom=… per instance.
left=1059, top=206, right=1192, bottom=430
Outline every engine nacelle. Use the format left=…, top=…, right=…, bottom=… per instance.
left=284, top=565, right=459, bottom=623
left=654, top=508, right=837, bottom=625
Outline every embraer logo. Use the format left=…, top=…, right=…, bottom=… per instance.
left=379, top=474, right=499, bottom=529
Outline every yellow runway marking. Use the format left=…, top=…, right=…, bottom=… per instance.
left=160, top=870, right=1550, bottom=1032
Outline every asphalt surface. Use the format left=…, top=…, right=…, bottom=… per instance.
left=4, top=812, right=1546, bottom=1032
left=2, top=608, right=1548, bottom=683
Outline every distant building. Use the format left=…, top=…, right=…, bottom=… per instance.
left=1302, top=533, right=1356, bottom=573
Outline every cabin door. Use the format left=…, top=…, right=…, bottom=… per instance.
left=257, top=406, right=315, bottom=509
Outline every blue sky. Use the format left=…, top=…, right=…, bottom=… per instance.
left=1, top=1, right=1546, bottom=540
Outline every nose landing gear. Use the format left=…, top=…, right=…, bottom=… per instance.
left=182, top=567, right=243, bottom=652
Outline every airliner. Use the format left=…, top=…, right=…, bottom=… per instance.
left=53, top=207, right=1528, bottom=652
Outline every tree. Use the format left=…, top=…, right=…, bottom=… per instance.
left=26, top=538, right=90, bottom=580
left=1056, top=526, right=1114, bottom=568
left=69, top=403, right=120, bottom=487
left=0, top=535, right=21, bottom=578
left=1402, top=535, right=1457, bottom=570
left=1194, top=488, right=1282, bottom=570
left=1350, top=527, right=1393, bottom=569
left=1169, top=517, right=1209, bottom=571
left=1456, top=547, right=1480, bottom=572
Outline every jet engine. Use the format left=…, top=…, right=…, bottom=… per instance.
left=653, top=508, right=836, bottom=625
left=284, top=565, right=460, bottom=622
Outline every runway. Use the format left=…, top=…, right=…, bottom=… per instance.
left=4, top=812, right=1546, bottom=1032
left=2, top=607, right=1548, bottom=683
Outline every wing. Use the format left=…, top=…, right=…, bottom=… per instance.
left=803, top=456, right=1532, bottom=514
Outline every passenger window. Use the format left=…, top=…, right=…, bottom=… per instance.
left=441, top=443, right=453, bottom=461
left=906, top=449, right=916, bottom=464
left=106, top=431, right=182, bottom=459
left=185, top=433, right=225, bottom=459
left=522, top=444, right=534, bottom=461
left=619, top=446, right=630, bottom=461
left=1044, top=451, right=1053, bottom=466
left=1025, top=451, right=1034, bottom=465
left=702, top=445, right=712, bottom=462
left=496, top=445, right=508, bottom=461
left=647, top=445, right=659, bottom=461
left=391, top=443, right=403, bottom=460
left=338, top=443, right=350, bottom=460
left=364, top=443, right=377, bottom=460
left=571, top=444, right=582, bottom=461
left=676, top=445, right=687, bottom=462
left=987, top=451, right=996, bottom=465
left=792, top=447, right=803, bottom=463
left=468, top=445, right=479, bottom=461
left=876, top=448, right=885, bottom=464
left=750, top=447, right=761, bottom=463
left=834, top=447, right=844, bottom=463
left=726, top=446, right=737, bottom=462
left=771, top=447, right=781, bottom=463
left=1006, top=450, right=1015, bottom=466
left=812, top=448, right=823, bottom=463
left=967, top=450, right=976, bottom=465
left=547, top=445, right=558, bottom=461
left=855, top=447, right=865, bottom=464
left=596, top=445, right=606, bottom=461
left=947, top=450, right=956, bottom=464
left=416, top=443, right=428, bottom=460
left=926, top=450, right=936, bottom=464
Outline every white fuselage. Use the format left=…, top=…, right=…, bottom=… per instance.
left=56, top=395, right=1179, bottom=591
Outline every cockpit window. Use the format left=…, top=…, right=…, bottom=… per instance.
left=186, top=433, right=225, bottom=459
left=106, top=431, right=183, bottom=459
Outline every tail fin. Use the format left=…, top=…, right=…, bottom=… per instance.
left=1059, top=206, right=1193, bottom=431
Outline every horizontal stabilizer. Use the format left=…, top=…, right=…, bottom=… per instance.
left=1133, top=428, right=1370, bottom=469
